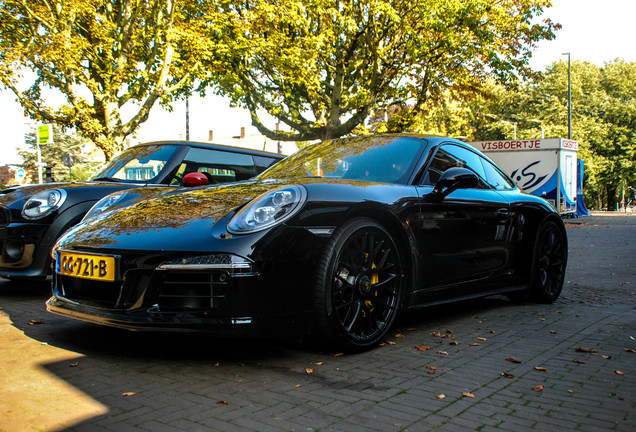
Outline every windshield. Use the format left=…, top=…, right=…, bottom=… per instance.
left=91, top=145, right=179, bottom=183
left=259, top=136, right=425, bottom=185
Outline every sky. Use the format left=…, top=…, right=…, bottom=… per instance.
left=1, top=0, right=635, bottom=165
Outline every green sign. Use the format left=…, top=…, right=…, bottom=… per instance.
left=37, top=125, right=53, bottom=145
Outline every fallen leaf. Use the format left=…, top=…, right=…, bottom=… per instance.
left=477, top=337, right=487, bottom=341
left=436, top=394, right=446, bottom=399
left=315, top=362, right=324, bottom=365
left=213, top=362, right=220, bottom=367
left=69, top=362, right=78, bottom=368
left=534, top=367, right=547, bottom=372
left=575, top=347, right=597, bottom=353
left=490, top=330, right=495, bottom=334
left=602, top=355, right=611, bottom=360
left=436, top=351, right=448, bottom=355
left=333, top=352, right=345, bottom=356
left=385, top=340, right=396, bottom=345
left=469, top=343, right=480, bottom=346
left=567, top=390, right=574, bottom=393
left=430, top=332, right=442, bottom=337
left=445, top=329, right=453, bottom=334
left=533, top=385, right=544, bottom=392
left=505, top=357, right=522, bottom=363
left=295, top=384, right=301, bottom=388
left=395, top=333, right=406, bottom=339
left=624, top=348, right=636, bottom=353
left=573, top=358, right=585, bottom=364
left=462, top=392, right=475, bottom=398
left=216, top=400, right=229, bottom=405
left=305, top=368, right=315, bottom=374
left=539, top=318, right=546, bottom=321
left=415, top=346, right=431, bottom=351
left=406, top=328, right=417, bottom=331
left=501, top=372, right=515, bottom=378
left=549, top=330, right=557, bottom=334
left=121, top=392, right=136, bottom=397
left=449, top=341, right=459, bottom=346
left=615, top=370, right=625, bottom=376
left=28, top=320, right=44, bottom=325
left=426, top=366, right=437, bottom=370
left=394, top=423, right=403, bottom=429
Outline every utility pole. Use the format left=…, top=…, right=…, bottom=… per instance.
left=562, top=52, right=572, bottom=139
left=185, top=96, right=190, bottom=141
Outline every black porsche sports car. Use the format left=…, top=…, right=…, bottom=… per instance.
left=0, top=141, right=283, bottom=280
left=46, top=134, right=568, bottom=351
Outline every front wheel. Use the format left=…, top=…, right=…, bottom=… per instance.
left=313, top=218, right=403, bottom=352
left=529, top=220, right=567, bottom=303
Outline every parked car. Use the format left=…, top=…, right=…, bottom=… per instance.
left=46, top=134, right=568, bottom=351
left=0, top=141, right=283, bottom=280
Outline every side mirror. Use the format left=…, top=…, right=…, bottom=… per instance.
left=427, top=168, right=479, bottom=202
left=183, top=172, right=208, bottom=187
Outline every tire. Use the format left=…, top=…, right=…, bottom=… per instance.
left=529, top=220, right=567, bottom=304
left=313, top=218, right=403, bottom=352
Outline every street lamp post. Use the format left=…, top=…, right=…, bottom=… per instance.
left=562, top=52, right=572, bottom=139
left=501, top=120, right=517, bottom=140
left=528, top=119, right=545, bottom=139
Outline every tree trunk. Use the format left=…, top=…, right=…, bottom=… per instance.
left=606, top=184, right=618, bottom=211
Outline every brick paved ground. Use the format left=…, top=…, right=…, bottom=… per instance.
left=1, top=212, right=634, bottom=432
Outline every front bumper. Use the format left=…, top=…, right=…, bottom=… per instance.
left=0, top=222, right=52, bottom=279
left=47, top=246, right=320, bottom=337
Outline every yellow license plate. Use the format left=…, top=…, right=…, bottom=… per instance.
left=56, top=251, right=117, bottom=282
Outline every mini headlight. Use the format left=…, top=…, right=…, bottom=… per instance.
left=22, top=189, right=67, bottom=219
left=227, top=186, right=307, bottom=234
left=82, top=192, right=128, bottom=222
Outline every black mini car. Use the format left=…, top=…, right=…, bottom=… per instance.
left=47, top=134, right=568, bottom=351
left=0, top=141, right=283, bottom=280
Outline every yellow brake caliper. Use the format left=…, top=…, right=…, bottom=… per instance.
left=363, top=253, right=379, bottom=315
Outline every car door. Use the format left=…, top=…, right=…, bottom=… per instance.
left=414, top=144, right=512, bottom=293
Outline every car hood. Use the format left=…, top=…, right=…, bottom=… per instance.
left=0, top=181, right=146, bottom=207
left=55, top=179, right=287, bottom=251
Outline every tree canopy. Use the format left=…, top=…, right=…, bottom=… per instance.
left=0, top=0, right=222, bottom=160
left=407, top=59, right=636, bottom=211
left=205, top=0, right=560, bottom=141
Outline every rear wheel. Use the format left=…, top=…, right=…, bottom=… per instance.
left=529, top=221, right=567, bottom=303
left=313, top=218, right=403, bottom=352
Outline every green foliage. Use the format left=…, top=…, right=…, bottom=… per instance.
left=0, top=0, right=221, bottom=160
left=409, top=60, right=636, bottom=211
left=18, top=125, right=103, bottom=183
left=205, top=0, right=559, bottom=141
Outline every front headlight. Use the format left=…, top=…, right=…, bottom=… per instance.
left=82, top=192, right=128, bottom=222
left=22, top=189, right=67, bottom=219
left=227, top=186, right=307, bottom=234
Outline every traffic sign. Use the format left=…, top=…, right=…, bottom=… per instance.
left=38, top=125, right=53, bottom=145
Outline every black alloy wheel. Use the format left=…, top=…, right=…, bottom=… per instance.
left=314, top=218, right=403, bottom=352
left=530, top=220, right=567, bottom=303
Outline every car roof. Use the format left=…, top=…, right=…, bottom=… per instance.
left=134, top=140, right=285, bottom=159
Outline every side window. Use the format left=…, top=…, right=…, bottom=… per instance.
left=170, top=148, right=258, bottom=184
left=481, top=158, right=516, bottom=190
left=421, top=144, right=486, bottom=186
